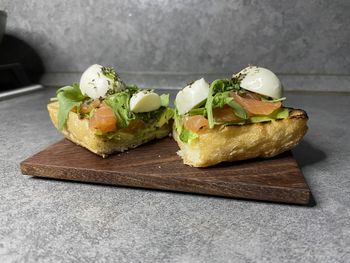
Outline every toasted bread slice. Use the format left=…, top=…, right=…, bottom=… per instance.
left=48, top=102, right=172, bottom=157
left=173, top=109, right=308, bottom=167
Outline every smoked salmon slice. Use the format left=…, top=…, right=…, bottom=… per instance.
left=230, top=92, right=281, bottom=115
left=184, top=115, right=209, bottom=133
left=213, top=105, right=242, bottom=122
left=89, top=105, right=117, bottom=133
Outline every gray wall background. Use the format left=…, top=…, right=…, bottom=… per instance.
left=1, top=0, right=350, bottom=90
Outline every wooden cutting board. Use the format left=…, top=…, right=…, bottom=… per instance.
left=20, top=137, right=312, bottom=205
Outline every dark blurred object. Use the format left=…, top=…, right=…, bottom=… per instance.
left=0, top=34, right=45, bottom=91
left=0, top=10, right=6, bottom=42
left=0, top=11, right=45, bottom=100
left=0, top=63, right=30, bottom=89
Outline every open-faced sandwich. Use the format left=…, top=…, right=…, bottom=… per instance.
left=174, top=66, right=308, bottom=167
left=48, top=64, right=173, bottom=157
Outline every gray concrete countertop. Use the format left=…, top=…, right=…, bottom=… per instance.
left=0, top=87, right=349, bottom=262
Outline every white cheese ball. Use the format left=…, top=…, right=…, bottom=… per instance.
left=237, top=66, right=283, bottom=99
left=130, top=91, right=161, bottom=113
left=175, top=78, right=210, bottom=115
left=79, top=64, right=114, bottom=99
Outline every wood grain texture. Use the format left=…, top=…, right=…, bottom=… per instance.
left=20, top=138, right=312, bottom=205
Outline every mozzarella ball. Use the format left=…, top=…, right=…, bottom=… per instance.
left=175, top=78, right=210, bottom=115
left=130, top=91, right=161, bottom=113
left=79, top=64, right=114, bottom=99
left=236, top=66, right=283, bottom=99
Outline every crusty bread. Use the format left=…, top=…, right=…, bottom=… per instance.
left=48, top=102, right=172, bottom=157
left=173, top=109, right=308, bottom=167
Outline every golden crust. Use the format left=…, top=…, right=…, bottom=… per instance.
left=173, top=109, right=308, bottom=167
left=48, top=102, right=171, bottom=157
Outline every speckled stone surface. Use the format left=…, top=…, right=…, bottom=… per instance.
left=0, top=87, right=349, bottom=262
left=2, top=0, right=350, bottom=76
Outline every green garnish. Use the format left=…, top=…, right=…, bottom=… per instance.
left=179, top=128, right=198, bottom=143
left=250, top=108, right=289, bottom=123
left=101, top=66, right=120, bottom=82
left=188, top=107, right=206, bottom=116
left=101, top=66, right=126, bottom=92
left=156, top=108, right=174, bottom=128
left=104, top=91, right=135, bottom=129
left=205, top=79, right=246, bottom=128
left=56, top=83, right=86, bottom=130
left=133, top=93, right=173, bottom=125
left=160, top=94, right=170, bottom=107
left=261, top=96, right=287, bottom=103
